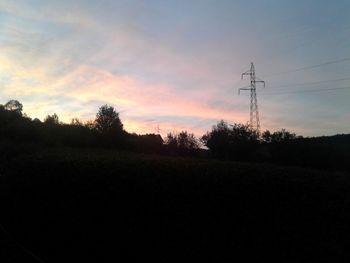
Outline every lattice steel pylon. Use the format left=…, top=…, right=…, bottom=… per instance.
left=239, top=62, right=265, bottom=134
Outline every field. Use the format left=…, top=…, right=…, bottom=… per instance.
left=1, top=146, right=350, bottom=262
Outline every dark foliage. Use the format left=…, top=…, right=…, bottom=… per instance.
left=202, top=120, right=259, bottom=160
left=127, top=133, right=164, bottom=153
left=0, top=102, right=97, bottom=148
left=0, top=105, right=41, bottom=143
left=164, top=131, right=200, bottom=156
left=4, top=99, right=23, bottom=115
left=200, top=120, right=350, bottom=172
left=262, top=128, right=299, bottom=143
left=94, top=104, right=126, bottom=148
left=266, top=134, right=350, bottom=171
left=95, top=104, right=123, bottom=134
left=0, top=100, right=163, bottom=154
left=44, top=113, right=60, bottom=125
left=0, top=100, right=349, bottom=171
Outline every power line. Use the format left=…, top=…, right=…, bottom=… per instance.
left=260, top=86, right=350, bottom=96
left=268, top=77, right=350, bottom=89
left=263, top=57, right=350, bottom=78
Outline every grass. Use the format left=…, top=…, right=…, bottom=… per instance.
left=1, top=147, right=350, bottom=262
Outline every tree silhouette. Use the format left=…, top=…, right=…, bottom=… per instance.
left=4, top=100, right=23, bottom=115
left=95, top=105, right=123, bottom=135
left=84, top=120, right=96, bottom=130
left=71, top=118, right=83, bottom=126
left=202, top=120, right=258, bottom=159
left=165, top=133, right=178, bottom=152
left=177, top=131, right=200, bottom=152
left=261, top=130, right=272, bottom=143
left=262, top=129, right=301, bottom=144
left=165, top=131, right=200, bottom=155
left=270, top=129, right=298, bottom=143
left=44, top=113, right=60, bottom=125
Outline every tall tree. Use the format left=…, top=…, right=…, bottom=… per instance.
left=95, top=105, right=123, bottom=135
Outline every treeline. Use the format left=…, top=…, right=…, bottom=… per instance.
left=1, top=100, right=158, bottom=152
left=1, top=100, right=349, bottom=171
left=0, top=100, right=197, bottom=155
left=202, top=120, right=350, bottom=171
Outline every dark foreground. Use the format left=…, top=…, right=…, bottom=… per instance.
left=1, top=147, right=350, bottom=262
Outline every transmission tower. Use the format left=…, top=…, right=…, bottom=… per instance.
left=239, top=62, right=265, bottom=134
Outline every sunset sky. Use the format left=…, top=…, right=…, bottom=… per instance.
left=1, top=0, right=350, bottom=137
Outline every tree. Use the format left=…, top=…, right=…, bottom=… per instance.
left=71, top=118, right=83, bottom=126
left=270, top=128, right=297, bottom=143
left=177, top=131, right=200, bottom=151
left=201, top=120, right=232, bottom=157
left=262, top=128, right=300, bottom=143
left=95, top=105, right=123, bottom=134
left=84, top=120, right=96, bottom=130
left=165, top=132, right=178, bottom=150
left=262, top=130, right=272, bottom=143
left=4, top=100, right=23, bottom=115
left=164, top=131, right=200, bottom=155
left=202, top=120, right=259, bottom=159
left=44, top=113, right=59, bottom=125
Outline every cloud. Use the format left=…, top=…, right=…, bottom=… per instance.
left=59, top=65, right=248, bottom=134
left=0, top=1, right=250, bottom=137
left=1, top=0, right=349, bottom=137
left=0, top=43, right=247, bottom=136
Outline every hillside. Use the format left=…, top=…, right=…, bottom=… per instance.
left=1, top=147, right=350, bottom=262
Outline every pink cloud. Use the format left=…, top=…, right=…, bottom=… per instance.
left=60, top=65, right=248, bottom=135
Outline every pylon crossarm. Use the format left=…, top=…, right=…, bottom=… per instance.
left=241, top=72, right=252, bottom=79
left=255, top=80, right=266, bottom=87
left=238, top=87, right=251, bottom=95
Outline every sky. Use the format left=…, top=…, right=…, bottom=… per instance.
left=0, top=0, right=350, bottom=137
